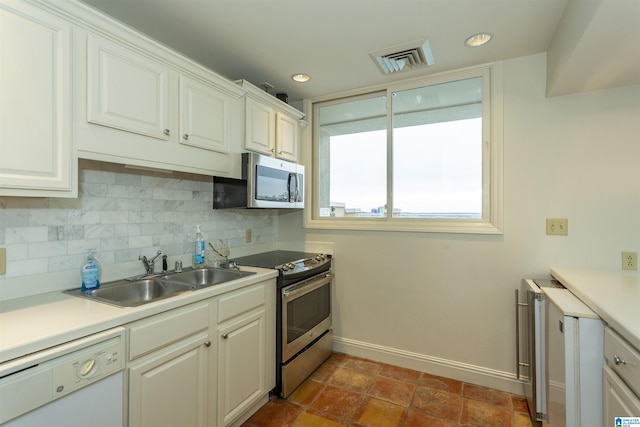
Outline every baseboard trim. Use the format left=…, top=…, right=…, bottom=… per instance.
left=333, top=336, right=524, bottom=396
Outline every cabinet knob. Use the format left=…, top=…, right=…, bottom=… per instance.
left=221, top=333, right=229, bottom=339
left=613, top=355, right=627, bottom=365
left=278, top=151, right=284, bottom=155
left=270, top=148, right=275, bottom=153
left=183, top=134, right=189, bottom=140
left=164, top=129, right=171, bottom=136
left=204, top=340, right=211, bottom=347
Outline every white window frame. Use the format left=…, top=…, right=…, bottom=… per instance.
left=302, top=62, right=503, bottom=234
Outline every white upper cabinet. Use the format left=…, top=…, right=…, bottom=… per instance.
left=75, top=22, right=245, bottom=177
left=275, top=111, right=299, bottom=161
left=0, top=0, right=76, bottom=197
left=245, top=97, right=276, bottom=156
left=87, top=34, right=171, bottom=141
left=237, top=80, right=304, bottom=162
left=179, top=75, right=231, bottom=154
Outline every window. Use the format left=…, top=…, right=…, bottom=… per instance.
left=307, top=63, right=503, bottom=234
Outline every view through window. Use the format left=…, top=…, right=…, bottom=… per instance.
left=310, top=65, right=501, bottom=233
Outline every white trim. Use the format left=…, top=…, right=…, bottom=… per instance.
left=303, top=62, right=504, bottom=235
left=333, top=335, right=524, bottom=396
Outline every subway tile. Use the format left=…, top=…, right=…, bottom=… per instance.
left=5, top=227, right=48, bottom=244
left=100, top=211, right=130, bottom=225
left=7, top=258, right=48, bottom=277
left=0, top=163, right=278, bottom=282
left=84, top=224, right=117, bottom=239
left=6, top=244, right=28, bottom=260
left=128, top=235, right=153, bottom=249
left=49, top=225, right=85, bottom=241
left=29, top=241, right=67, bottom=259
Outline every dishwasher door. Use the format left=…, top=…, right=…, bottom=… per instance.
left=0, top=327, right=125, bottom=426
left=2, top=372, right=123, bottom=427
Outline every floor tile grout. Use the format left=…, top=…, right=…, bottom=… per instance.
left=244, top=352, right=533, bottom=427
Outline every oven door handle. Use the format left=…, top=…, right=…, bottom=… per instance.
left=282, top=273, right=333, bottom=300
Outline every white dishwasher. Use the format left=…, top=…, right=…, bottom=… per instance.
left=0, top=327, right=125, bottom=426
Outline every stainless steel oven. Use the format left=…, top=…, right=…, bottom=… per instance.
left=232, top=251, right=333, bottom=398
left=281, top=271, right=333, bottom=397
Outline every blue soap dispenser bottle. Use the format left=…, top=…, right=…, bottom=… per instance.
left=81, top=249, right=101, bottom=291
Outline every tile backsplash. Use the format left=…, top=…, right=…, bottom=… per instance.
left=0, top=160, right=278, bottom=281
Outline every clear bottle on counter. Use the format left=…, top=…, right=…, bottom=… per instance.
left=194, top=224, right=205, bottom=267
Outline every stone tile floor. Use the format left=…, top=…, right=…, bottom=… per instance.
left=243, top=353, right=533, bottom=427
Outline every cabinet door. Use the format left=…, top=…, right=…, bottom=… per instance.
left=275, top=112, right=299, bottom=161
left=603, top=366, right=640, bottom=423
left=129, top=332, right=210, bottom=427
left=87, top=34, right=170, bottom=140
left=179, top=76, right=229, bottom=153
left=0, top=1, right=75, bottom=196
left=245, top=98, right=275, bottom=155
left=217, top=309, right=266, bottom=426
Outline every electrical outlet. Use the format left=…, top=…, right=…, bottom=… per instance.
left=546, top=218, right=568, bottom=236
left=0, top=248, right=5, bottom=275
left=245, top=229, right=252, bottom=243
left=622, top=251, right=637, bottom=271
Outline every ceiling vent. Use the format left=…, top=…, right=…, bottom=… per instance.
left=369, top=38, right=435, bottom=75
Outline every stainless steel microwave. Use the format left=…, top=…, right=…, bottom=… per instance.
left=213, top=152, right=304, bottom=209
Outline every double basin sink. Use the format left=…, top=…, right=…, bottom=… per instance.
left=66, top=266, right=256, bottom=307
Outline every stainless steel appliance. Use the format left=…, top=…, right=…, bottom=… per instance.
left=516, top=279, right=564, bottom=425
left=233, top=251, right=332, bottom=398
left=0, top=327, right=125, bottom=426
left=517, top=279, right=605, bottom=426
left=213, top=152, right=304, bottom=209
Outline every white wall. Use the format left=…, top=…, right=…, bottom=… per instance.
left=278, top=53, right=640, bottom=393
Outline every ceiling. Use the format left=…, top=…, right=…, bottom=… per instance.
left=79, top=0, right=640, bottom=104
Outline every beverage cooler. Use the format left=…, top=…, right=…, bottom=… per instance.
left=543, top=287, right=604, bottom=427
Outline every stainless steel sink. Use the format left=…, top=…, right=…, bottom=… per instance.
left=65, top=266, right=256, bottom=307
left=165, top=267, right=256, bottom=287
left=66, top=279, right=195, bottom=307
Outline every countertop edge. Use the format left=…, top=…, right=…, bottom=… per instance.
left=0, top=267, right=278, bottom=365
left=550, top=267, right=640, bottom=351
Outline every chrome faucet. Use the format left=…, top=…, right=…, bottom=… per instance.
left=139, top=250, right=162, bottom=275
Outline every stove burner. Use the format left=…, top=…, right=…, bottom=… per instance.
left=233, top=251, right=331, bottom=278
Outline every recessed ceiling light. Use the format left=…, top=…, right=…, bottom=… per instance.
left=292, top=73, right=311, bottom=83
left=464, top=32, right=493, bottom=47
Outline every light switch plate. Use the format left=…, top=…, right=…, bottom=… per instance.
left=546, top=218, right=568, bottom=236
left=0, top=248, right=6, bottom=275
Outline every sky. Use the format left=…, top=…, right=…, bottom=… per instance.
left=328, top=118, right=482, bottom=215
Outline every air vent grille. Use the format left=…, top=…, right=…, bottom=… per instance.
left=370, top=39, right=435, bottom=75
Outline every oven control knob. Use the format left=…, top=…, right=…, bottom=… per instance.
left=315, top=254, right=327, bottom=261
left=282, top=262, right=295, bottom=271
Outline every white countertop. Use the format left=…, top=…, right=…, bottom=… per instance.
left=551, top=267, right=640, bottom=350
left=0, top=267, right=278, bottom=364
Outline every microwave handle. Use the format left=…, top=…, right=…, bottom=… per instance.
left=287, top=173, right=300, bottom=203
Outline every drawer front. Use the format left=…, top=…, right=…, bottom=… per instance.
left=129, top=302, right=209, bottom=360
left=604, top=327, right=640, bottom=397
left=217, top=284, right=265, bottom=324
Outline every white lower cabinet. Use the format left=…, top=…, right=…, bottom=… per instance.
left=603, top=327, right=640, bottom=424
left=213, top=282, right=275, bottom=427
left=604, top=366, right=640, bottom=421
left=129, top=331, right=210, bottom=427
left=126, top=279, right=275, bottom=427
left=126, top=302, right=210, bottom=427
